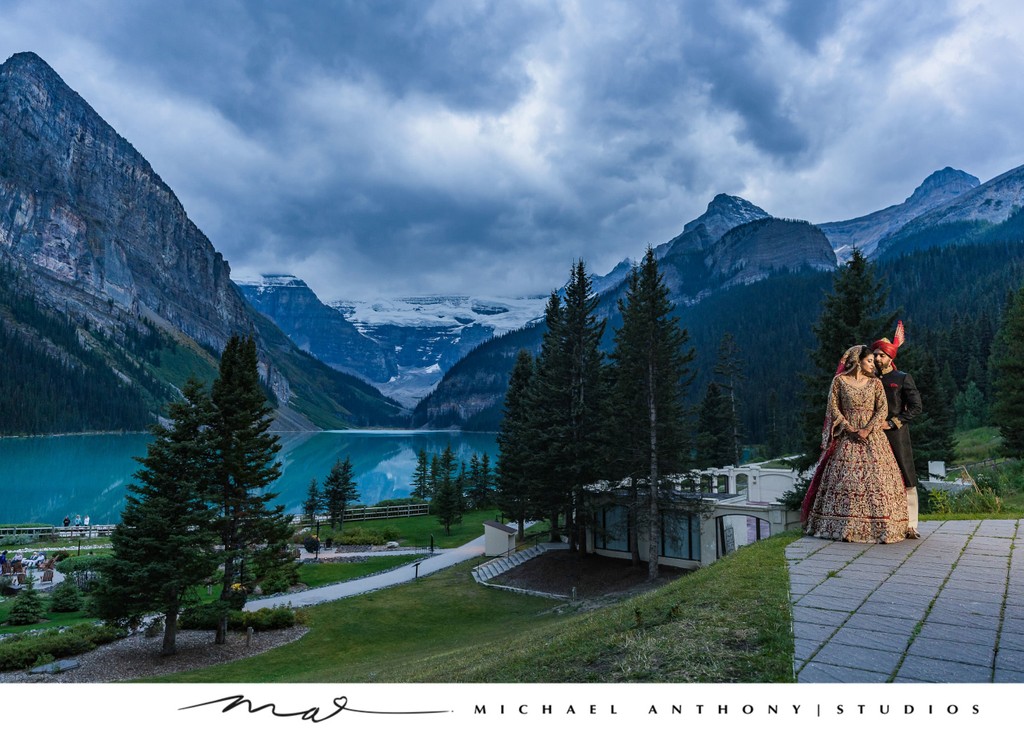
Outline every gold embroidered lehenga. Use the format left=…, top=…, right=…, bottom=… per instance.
left=805, top=376, right=908, bottom=543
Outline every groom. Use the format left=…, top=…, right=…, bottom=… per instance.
left=872, top=323, right=923, bottom=539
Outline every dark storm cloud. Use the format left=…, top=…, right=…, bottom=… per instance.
left=1, top=0, right=1022, bottom=299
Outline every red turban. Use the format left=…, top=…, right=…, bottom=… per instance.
left=871, top=338, right=898, bottom=359
left=872, top=320, right=905, bottom=359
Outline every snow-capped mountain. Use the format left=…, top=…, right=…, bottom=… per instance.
left=332, top=295, right=547, bottom=407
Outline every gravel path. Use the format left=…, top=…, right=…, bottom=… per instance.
left=0, top=625, right=308, bottom=683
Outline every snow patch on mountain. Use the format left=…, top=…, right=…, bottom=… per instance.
left=333, top=295, right=547, bottom=336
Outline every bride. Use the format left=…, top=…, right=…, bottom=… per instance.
left=803, top=345, right=908, bottom=543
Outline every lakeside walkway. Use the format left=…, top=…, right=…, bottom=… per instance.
left=787, top=518, right=1024, bottom=682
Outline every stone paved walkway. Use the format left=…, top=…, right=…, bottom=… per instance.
left=787, top=518, right=1024, bottom=682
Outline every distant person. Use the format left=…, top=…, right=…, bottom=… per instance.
left=872, top=322, right=923, bottom=539
left=74, top=514, right=82, bottom=527
left=62, top=515, right=70, bottom=528
left=802, top=345, right=909, bottom=543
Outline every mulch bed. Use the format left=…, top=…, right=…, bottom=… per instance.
left=491, top=550, right=688, bottom=599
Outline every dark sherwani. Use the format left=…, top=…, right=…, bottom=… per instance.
left=878, top=367, right=922, bottom=487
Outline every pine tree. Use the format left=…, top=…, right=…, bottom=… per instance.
left=303, top=478, right=323, bottom=527
left=496, top=349, right=536, bottom=539
left=991, top=284, right=1024, bottom=456
left=95, top=378, right=219, bottom=655
left=7, top=572, right=45, bottom=625
left=209, top=335, right=291, bottom=645
left=548, top=261, right=608, bottom=551
left=610, top=248, right=694, bottom=580
left=903, top=350, right=956, bottom=480
left=525, top=292, right=572, bottom=542
left=798, top=249, right=896, bottom=467
left=323, top=456, right=359, bottom=530
left=432, top=445, right=464, bottom=535
left=695, top=381, right=733, bottom=469
left=411, top=449, right=432, bottom=503
left=464, top=453, right=493, bottom=509
left=713, top=333, right=745, bottom=464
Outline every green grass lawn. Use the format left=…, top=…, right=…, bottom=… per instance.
left=954, top=426, right=1004, bottom=464
left=296, top=554, right=427, bottom=588
left=319, top=508, right=506, bottom=549
left=146, top=531, right=797, bottom=684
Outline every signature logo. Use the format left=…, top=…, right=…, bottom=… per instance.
left=181, top=694, right=451, bottom=724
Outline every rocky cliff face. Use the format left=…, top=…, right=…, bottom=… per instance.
left=0, top=52, right=250, bottom=350
left=708, top=218, right=836, bottom=287
left=237, top=275, right=397, bottom=384
left=0, top=52, right=404, bottom=430
left=817, top=167, right=980, bottom=260
left=875, top=164, right=1024, bottom=254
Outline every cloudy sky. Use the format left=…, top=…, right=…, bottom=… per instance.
left=2, top=0, right=1022, bottom=300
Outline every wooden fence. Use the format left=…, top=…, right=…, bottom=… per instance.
left=291, top=503, right=431, bottom=526
left=0, top=525, right=116, bottom=540
left=2, top=503, right=431, bottom=540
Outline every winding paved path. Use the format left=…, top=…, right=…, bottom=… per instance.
left=243, top=535, right=486, bottom=611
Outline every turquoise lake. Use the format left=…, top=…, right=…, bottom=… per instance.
left=0, top=431, right=498, bottom=526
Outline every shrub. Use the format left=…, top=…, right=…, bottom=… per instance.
left=302, top=535, right=321, bottom=554
left=257, top=564, right=298, bottom=596
left=0, top=624, right=123, bottom=672
left=179, top=604, right=298, bottom=632
left=56, top=555, right=108, bottom=593
left=335, top=525, right=401, bottom=546
left=7, top=578, right=45, bottom=626
left=48, top=581, right=83, bottom=613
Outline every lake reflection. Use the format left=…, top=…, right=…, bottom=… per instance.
left=0, top=431, right=498, bottom=525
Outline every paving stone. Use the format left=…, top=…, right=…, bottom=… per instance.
left=924, top=608, right=1001, bottom=629
left=916, top=621, right=997, bottom=647
left=795, top=638, right=823, bottom=662
left=792, top=621, right=837, bottom=643
left=797, top=661, right=891, bottom=683
left=809, top=641, right=902, bottom=675
left=892, top=560, right=954, bottom=577
left=788, top=582, right=818, bottom=597
left=999, top=630, right=1024, bottom=652
left=1002, top=602, right=1024, bottom=620
left=829, top=626, right=910, bottom=653
left=857, top=600, right=929, bottom=620
left=995, top=647, right=1024, bottom=673
left=792, top=606, right=850, bottom=628
left=906, top=635, right=994, bottom=667
left=794, top=593, right=866, bottom=613
left=994, top=669, right=1024, bottom=682
left=943, top=576, right=1006, bottom=592
left=934, top=585, right=1004, bottom=604
left=1001, top=617, right=1024, bottom=636
left=928, top=598, right=1003, bottom=618
left=895, top=655, right=992, bottom=683
left=844, top=612, right=919, bottom=636
left=869, top=585, right=938, bottom=603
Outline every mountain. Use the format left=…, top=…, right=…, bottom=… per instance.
left=332, top=294, right=547, bottom=407
left=235, top=275, right=397, bottom=384
left=0, top=52, right=405, bottom=432
left=875, top=164, right=1024, bottom=258
left=817, top=167, right=980, bottom=260
left=414, top=200, right=836, bottom=429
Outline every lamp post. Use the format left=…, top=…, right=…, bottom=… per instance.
left=315, top=516, right=321, bottom=561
